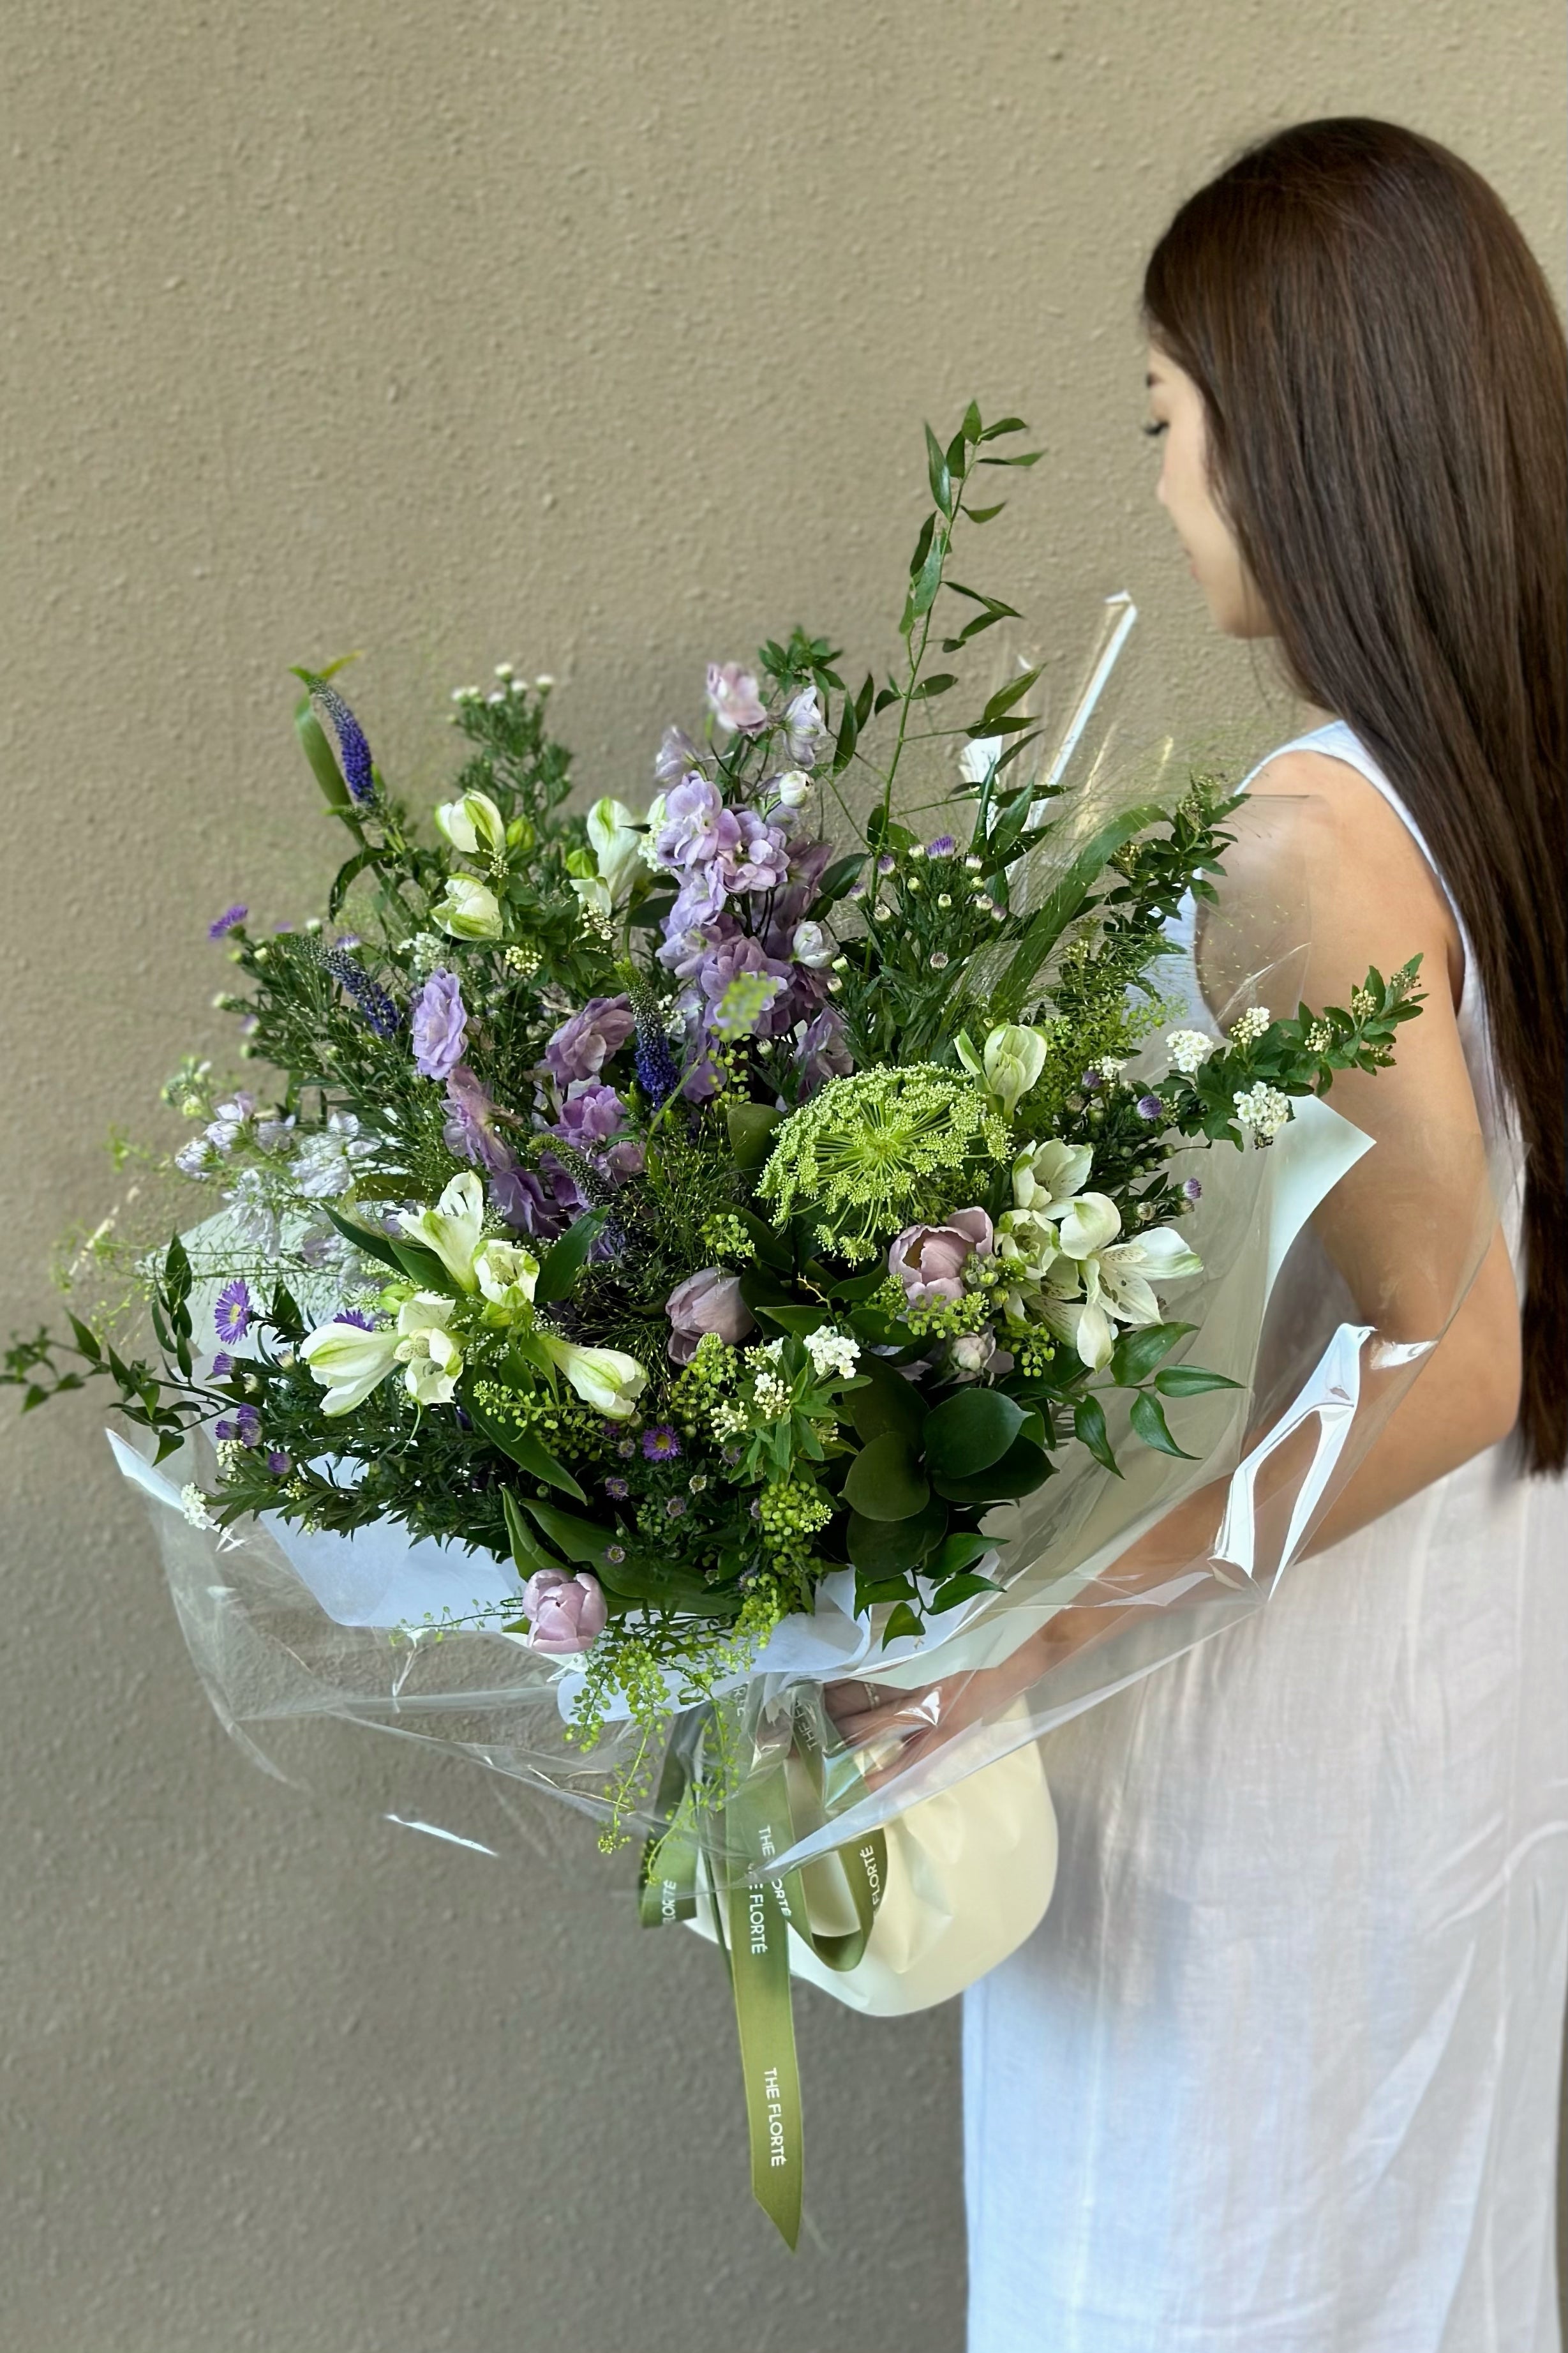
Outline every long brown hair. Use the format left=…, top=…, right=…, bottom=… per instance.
left=1144, top=117, right=1567, bottom=1475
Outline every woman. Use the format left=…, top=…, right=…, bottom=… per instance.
left=831, top=120, right=1567, bottom=2349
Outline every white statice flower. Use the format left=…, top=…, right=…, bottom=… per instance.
left=1165, top=1028, right=1218, bottom=1076
left=290, top=1111, right=378, bottom=1202
left=1228, top=1005, right=1271, bottom=1046
left=400, top=1171, right=486, bottom=1291
left=804, top=1327, right=860, bottom=1381
left=1233, top=1081, right=1293, bottom=1142
left=393, top=1294, right=465, bottom=1406
left=179, top=1484, right=218, bottom=1530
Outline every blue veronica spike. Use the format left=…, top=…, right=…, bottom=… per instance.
left=322, top=947, right=401, bottom=1038
left=307, top=679, right=377, bottom=806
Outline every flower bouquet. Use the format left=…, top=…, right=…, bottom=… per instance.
left=8, top=407, right=1431, bottom=2244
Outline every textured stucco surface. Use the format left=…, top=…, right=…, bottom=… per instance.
left=1, top=4, right=1562, bottom=2349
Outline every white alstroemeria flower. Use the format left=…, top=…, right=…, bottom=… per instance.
left=587, top=796, right=646, bottom=905
left=540, top=1335, right=648, bottom=1420
left=432, top=874, right=504, bottom=940
left=959, top=1023, right=1050, bottom=1118
left=569, top=874, right=614, bottom=922
left=401, top=1171, right=486, bottom=1292
left=1012, top=1138, right=1094, bottom=1217
left=638, top=791, right=668, bottom=869
left=474, top=1237, right=539, bottom=1319
left=1043, top=1198, right=1204, bottom=1370
left=433, top=788, right=507, bottom=859
left=300, top=1316, right=402, bottom=1415
left=393, top=1293, right=464, bottom=1405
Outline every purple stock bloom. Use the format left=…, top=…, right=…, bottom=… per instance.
left=266, top=1450, right=292, bottom=1475
left=321, top=948, right=400, bottom=1039
left=698, top=934, right=793, bottom=1034
left=554, top=1083, right=627, bottom=1148
left=925, top=834, right=957, bottom=858
left=545, top=995, right=636, bottom=1086
left=1136, top=1094, right=1165, bottom=1121
left=656, top=774, right=740, bottom=870
left=308, top=677, right=377, bottom=806
left=410, top=970, right=468, bottom=1081
left=443, top=1062, right=516, bottom=1176
left=207, top=905, right=248, bottom=940
left=705, top=663, right=768, bottom=739
left=655, top=725, right=703, bottom=785
left=214, top=1280, right=251, bottom=1346
left=718, top=809, right=791, bottom=895
left=1183, top=1176, right=1203, bottom=1203
left=641, top=1424, right=682, bottom=1462
left=782, top=686, right=830, bottom=767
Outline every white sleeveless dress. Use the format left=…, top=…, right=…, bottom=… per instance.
left=962, top=722, right=1568, bottom=2352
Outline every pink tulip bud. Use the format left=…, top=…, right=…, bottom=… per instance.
left=887, top=1208, right=994, bottom=1306
left=520, top=1568, right=608, bottom=1655
left=665, top=1266, right=757, bottom=1364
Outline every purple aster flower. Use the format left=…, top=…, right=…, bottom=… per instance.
left=322, top=948, right=401, bottom=1039
left=307, top=677, right=377, bottom=806
left=266, top=1450, right=291, bottom=1475
left=410, top=969, right=468, bottom=1080
left=1182, top=1176, right=1203, bottom=1203
left=604, top=1475, right=630, bottom=1500
left=705, top=663, right=768, bottom=739
left=544, top=996, right=636, bottom=1086
left=234, top=1403, right=263, bottom=1447
left=332, top=1307, right=376, bottom=1331
left=925, top=834, right=957, bottom=859
left=641, top=1424, right=682, bottom=1462
left=211, top=1351, right=234, bottom=1379
left=214, top=1280, right=251, bottom=1346
left=1081, top=1068, right=1103, bottom=1094
left=214, top=1420, right=236, bottom=1441
left=207, top=905, right=248, bottom=940
left=1136, top=1094, right=1165, bottom=1121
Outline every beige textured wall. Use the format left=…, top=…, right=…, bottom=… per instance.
left=1, top=5, right=1562, bottom=2348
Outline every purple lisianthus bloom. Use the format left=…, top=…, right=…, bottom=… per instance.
left=488, top=1162, right=566, bottom=1241
left=656, top=774, right=741, bottom=870
left=782, top=685, right=830, bottom=767
left=207, top=905, right=248, bottom=940
left=705, top=663, right=768, bottom=739
left=642, top=1424, right=682, bottom=1462
left=443, top=1062, right=517, bottom=1176
left=214, top=1280, right=251, bottom=1346
left=654, top=725, right=704, bottom=785
left=664, top=1267, right=756, bottom=1365
left=544, top=995, right=636, bottom=1086
left=410, top=969, right=468, bottom=1081
left=554, top=1081, right=627, bottom=1148
left=718, top=809, right=791, bottom=896
left=606, top=1137, right=646, bottom=1180
left=308, top=677, right=377, bottom=806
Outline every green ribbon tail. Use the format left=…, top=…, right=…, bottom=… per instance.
left=722, top=1767, right=806, bottom=2252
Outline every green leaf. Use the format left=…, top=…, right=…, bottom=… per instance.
left=810, top=853, right=865, bottom=909
left=293, top=695, right=352, bottom=814
left=736, top=1207, right=793, bottom=1273
left=1107, top=1321, right=1195, bottom=1387
left=842, top=1431, right=931, bottom=1522
left=910, top=672, right=959, bottom=702
left=535, top=1208, right=610, bottom=1306
left=1073, top=1395, right=1121, bottom=1477
left=930, top=1570, right=1001, bottom=1613
left=328, top=847, right=377, bottom=919
left=470, top=1396, right=587, bottom=1503
left=846, top=1348, right=927, bottom=1446
left=929, top=1531, right=994, bottom=1581
left=521, top=1498, right=620, bottom=1567
left=980, top=665, right=1043, bottom=726
left=832, top=690, right=859, bottom=775
left=502, top=1485, right=567, bottom=1575
left=853, top=1570, right=920, bottom=1613
left=726, top=1102, right=780, bottom=1171
left=1129, top=1391, right=1198, bottom=1458
left=976, top=415, right=1029, bottom=441
left=907, top=524, right=947, bottom=620
left=922, top=1387, right=1027, bottom=1481
left=907, top=512, right=936, bottom=582
left=66, top=1315, right=102, bottom=1365
left=854, top=672, right=876, bottom=727
left=963, top=502, right=1007, bottom=524
left=1153, top=1363, right=1244, bottom=1397
left=930, top=1432, right=1053, bottom=1506
left=924, top=421, right=953, bottom=516
left=321, top=1203, right=409, bottom=1275
left=750, top=1302, right=828, bottom=1337
left=961, top=400, right=983, bottom=442
left=883, top=1602, right=925, bottom=1644
left=847, top=1493, right=947, bottom=1575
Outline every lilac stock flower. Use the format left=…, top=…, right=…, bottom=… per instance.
left=796, top=1007, right=854, bottom=1095
left=698, top=934, right=794, bottom=1035
left=322, top=949, right=400, bottom=1040
left=664, top=864, right=730, bottom=928
left=207, top=905, right=248, bottom=940
left=544, top=995, right=635, bottom=1086
left=664, top=1268, right=756, bottom=1365
left=410, top=970, right=468, bottom=1081
left=214, top=1280, right=251, bottom=1346
left=554, top=1082, right=627, bottom=1148
left=654, top=725, right=704, bottom=785
left=642, top=1424, right=682, bottom=1462
left=705, top=663, right=768, bottom=739
left=656, top=774, right=740, bottom=870
left=782, top=686, right=830, bottom=767
left=443, top=1062, right=517, bottom=1176
left=718, top=810, right=791, bottom=896
left=308, top=677, right=377, bottom=806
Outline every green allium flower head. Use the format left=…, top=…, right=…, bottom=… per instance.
left=756, top=1065, right=1011, bottom=1261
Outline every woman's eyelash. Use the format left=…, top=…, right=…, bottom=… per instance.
left=1142, top=421, right=1169, bottom=440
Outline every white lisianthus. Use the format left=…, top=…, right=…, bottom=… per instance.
left=541, top=1335, right=648, bottom=1419
left=433, top=789, right=507, bottom=859
left=474, top=1237, right=539, bottom=1318
left=586, top=796, right=646, bottom=905
left=789, top=919, right=835, bottom=969
left=401, top=1171, right=486, bottom=1292
left=1042, top=1198, right=1204, bottom=1370
left=1165, top=1028, right=1218, bottom=1076
left=301, top=1316, right=403, bottom=1415
left=393, top=1293, right=464, bottom=1405
left=432, top=875, right=504, bottom=940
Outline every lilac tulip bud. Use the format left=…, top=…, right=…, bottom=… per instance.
left=520, top=1568, right=608, bottom=1655
left=888, top=1208, right=993, bottom=1307
left=665, top=1267, right=757, bottom=1365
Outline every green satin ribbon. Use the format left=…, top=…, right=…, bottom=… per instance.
left=638, top=1688, right=890, bottom=2249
